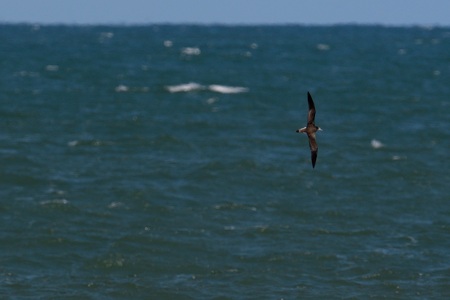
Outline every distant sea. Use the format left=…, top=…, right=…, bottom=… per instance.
left=1, top=24, right=449, bottom=299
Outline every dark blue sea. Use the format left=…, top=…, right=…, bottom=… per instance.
left=1, top=24, right=449, bottom=299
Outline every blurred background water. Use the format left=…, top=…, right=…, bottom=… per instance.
left=0, top=24, right=449, bottom=299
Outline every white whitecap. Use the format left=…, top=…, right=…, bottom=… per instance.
left=98, top=32, right=114, bottom=43
left=206, top=97, right=218, bottom=104
left=166, top=82, right=204, bottom=93
left=67, top=140, right=79, bottom=147
left=15, top=70, right=39, bottom=77
left=208, top=85, right=249, bottom=94
left=317, top=43, right=330, bottom=51
left=108, top=202, right=124, bottom=208
left=31, top=24, right=41, bottom=31
left=40, top=199, right=69, bottom=205
left=392, top=155, right=406, bottom=161
left=100, top=32, right=114, bottom=39
left=45, top=65, right=59, bottom=72
left=115, top=84, right=129, bottom=92
left=181, top=47, right=201, bottom=55
left=164, top=40, right=173, bottom=47
left=371, top=139, right=384, bottom=149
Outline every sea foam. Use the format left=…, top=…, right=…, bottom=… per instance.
left=371, top=139, right=384, bottom=149
left=208, top=85, right=249, bottom=94
left=166, top=83, right=248, bottom=94
left=181, top=47, right=201, bottom=55
left=166, top=82, right=204, bottom=93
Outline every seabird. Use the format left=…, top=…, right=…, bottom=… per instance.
left=296, top=92, right=322, bottom=168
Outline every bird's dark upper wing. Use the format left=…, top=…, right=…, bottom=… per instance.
left=308, top=132, right=318, bottom=168
left=307, top=92, right=316, bottom=125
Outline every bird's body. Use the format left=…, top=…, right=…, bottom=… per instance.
left=296, top=92, right=321, bottom=168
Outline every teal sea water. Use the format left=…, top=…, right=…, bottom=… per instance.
left=1, top=24, right=449, bottom=299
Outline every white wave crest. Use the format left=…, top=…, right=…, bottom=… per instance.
left=371, top=139, right=384, bottom=149
left=45, top=65, right=59, bottom=72
left=181, top=47, right=201, bottom=55
left=40, top=199, right=70, bottom=206
left=166, top=83, right=249, bottom=94
left=115, top=84, right=129, bottom=92
left=208, top=85, right=249, bottom=94
left=166, top=82, right=205, bottom=93
left=164, top=40, right=173, bottom=47
left=316, top=43, right=330, bottom=51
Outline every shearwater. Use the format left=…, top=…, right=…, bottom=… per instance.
left=296, top=92, right=322, bottom=168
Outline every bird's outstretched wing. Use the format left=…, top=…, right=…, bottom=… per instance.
left=307, top=92, right=316, bottom=125
left=308, top=133, right=318, bottom=168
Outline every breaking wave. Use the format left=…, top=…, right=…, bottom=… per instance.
left=166, top=82, right=249, bottom=94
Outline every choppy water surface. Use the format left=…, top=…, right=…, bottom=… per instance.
left=1, top=24, right=449, bottom=299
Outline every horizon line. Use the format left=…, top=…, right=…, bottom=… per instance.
left=1, top=21, right=448, bottom=28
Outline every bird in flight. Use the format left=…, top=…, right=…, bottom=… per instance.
left=296, top=92, right=322, bottom=168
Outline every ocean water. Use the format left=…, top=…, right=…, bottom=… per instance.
left=0, top=24, right=449, bottom=299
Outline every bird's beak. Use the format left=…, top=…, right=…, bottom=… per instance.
left=295, top=129, right=300, bottom=133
